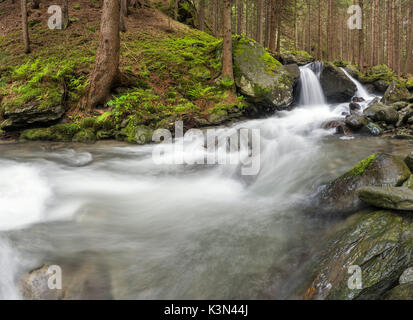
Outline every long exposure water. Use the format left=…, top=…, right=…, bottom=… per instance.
left=1, top=64, right=411, bottom=299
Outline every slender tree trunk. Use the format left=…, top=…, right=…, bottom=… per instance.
left=245, top=0, right=249, bottom=37
left=275, top=0, right=281, bottom=54
left=222, top=0, right=234, bottom=86
left=213, top=0, right=219, bottom=37
left=31, top=0, right=39, bottom=9
left=406, top=3, right=413, bottom=73
left=21, top=0, right=30, bottom=54
left=307, top=0, right=311, bottom=54
left=317, top=0, right=322, bottom=60
left=88, top=0, right=120, bottom=109
left=294, top=0, right=297, bottom=51
left=120, top=0, right=127, bottom=32
left=199, top=0, right=205, bottom=31
left=237, top=0, right=243, bottom=35
left=62, top=0, right=69, bottom=29
left=256, top=0, right=263, bottom=43
left=269, top=0, right=276, bottom=51
left=358, top=0, right=364, bottom=69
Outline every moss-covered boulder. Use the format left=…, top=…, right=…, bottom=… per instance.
left=320, top=63, right=357, bottom=103
left=20, top=123, right=80, bottom=142
left=302, top=210, right=413, bottom=300
left=356, top=186, right=413, bottom=211
left=0, top=103, right=65, bottom=131
left=232, top=37, right=294, bottom=111
left=363, top=102, right=399, bottom=124
left=72, top=129, right=96, bottom=143
left=383, top=81, right=411, bottom=104
left=385, top=283, right=413, bottom=300
left=316, top=153, right=411, bottom=215
left=276, top=50, right=315, bottom=66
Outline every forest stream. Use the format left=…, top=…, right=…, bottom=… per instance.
left=1, top=64, right=412, bottom=299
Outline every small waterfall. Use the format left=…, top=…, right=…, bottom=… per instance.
left=298, top=63, right=326, bottom=106
left=340, top=67, right=372, bottom=101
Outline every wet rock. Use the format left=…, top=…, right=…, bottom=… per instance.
left=284, top=64, right=300, bottom=86
left=404, top=152, right=413, bottom=172
left=352, top=97, right=365, bottom=103
left=374, top=79, right=389, bottom=93
left=72, top=129, right=96, bottom=144
left=303, top=210, right=413, bottom=300
left=19, top=261, right=113, bottom=300
left=392, top=101, right=409, bottom=110
left=385, top=283, right=413, bottom=300
left=400, top=267, right=413, bottom=284
left=402, top=175, right=413, bottom=189
left=363, top=102, right=399, bottom=124
left=344, top=64, right=360, bottom=78
left=383, top=81, right=411, bottom=104
left=349, top=102, right=361, bottom=114
left=322, top=120, right=352, bottom=136
left=356, top=186, right=413, bottom=211
left=275, top=50, right=314, bottom=66
left=232, top=37, right=294, bottom=111
left=345, top=115, right=368, bottom=130
left=320, top=63, right=357, bottom=103
left=0, top=103, right=65, bottom=131
left=359, top=122, right=383, bottom=136
left=316, top=153, right=411, bottom=215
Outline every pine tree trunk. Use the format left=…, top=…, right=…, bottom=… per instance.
left=256, top=0, right=263, bottom=43
left=120, top=0, right=127, bottom=32
left=62, top=0, right=69, bottom=29
left=88, top=0, right=120, bottom=109
left=245, top=0, right=249, bottom=37
left=222, top=0, right=234, bottom=85
left=358, top=0, right=364, bottom=69
left=406, top=3, right=413, bottom=73
left=294, top=0, right=297, bottom=51
left=21, top=0, right=30, bottom=54
left=237, top=0, right=243, bottom=35
left=199, top=0, right=205, bottom=32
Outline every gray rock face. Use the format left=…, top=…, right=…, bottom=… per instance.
left=284, top=64, right=300, bottom=87
left=363, top=102, right=399, bottom=124
left=1, top=103, right=65, bottom=131
left=19, top=261, right=113, bottom=300
left=233, top=38, right=294, bottom=111
left=400, top=267, right=413, bottom=284
left=373, top=80, right=389, bottom=93
left=316, top=153, right=411, bottom=215
left=385, top=283, right=413, bottom=300
left=383, top=81, right=411, bottom=104
left=302, top=210, right=413, bottom=300
left=356, top=186, right=413, bottom=211
left=320, top=63, right=357, bottom=103
left=345, top=115, right=368, bottom=130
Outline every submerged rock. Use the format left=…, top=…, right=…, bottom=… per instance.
left=320, top=63, right=357, bottom=103
left=363, top=102, right=399, bottom=124
left=303, top=210, right=413, bottom=300
left=356, top=186, right=413, bottom=211
left=383, top=81, right=411, bottom=104
left=316, top=153, right=411, bottom=215
left=232, top=37, right=294, bottom=111
left=345, top=115, right=368, bottom=130
left=1, top=103, right=65, bottom=131
left=385, top=283, right=413, bottom=300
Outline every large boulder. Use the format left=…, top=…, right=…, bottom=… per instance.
left=363, top=102, right=399, bottom=124
left=356, top=186, right=413, bottom=211
left=232, top=37, right=294, bottom=111
left=275, top=50, right=315, bottom=66
left=302, top=210, right=413, bottom=300
left=383, top=81, right=411, bottom=104
left=316, top=153, right=411, bottom=215
left=0, top=102, right=65, bottom=131
left=345, top=115, right=368, bottom=130
left=320, top=63, right=357, bottom=103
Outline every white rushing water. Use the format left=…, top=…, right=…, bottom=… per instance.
left=0, top=63, right=380, bottom=299
left=340, top=67, right=374, bottom=105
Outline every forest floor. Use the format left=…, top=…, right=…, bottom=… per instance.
left=0, top=0, right=243, bottom=143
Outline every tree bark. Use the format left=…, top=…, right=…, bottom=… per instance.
left=31, top=0, right=40, bottom=9
left=358, top=0, right=364, bottom=69
left=120, top=0, right=127, bottom=32
left=199, top=0, right=205, bottom=31
left=256, top=0, right=263, bottom=43
left=222, top=0, right=234, bottom=85
left=88, top=0, right=121, bottom=109
left=62, top=0, right=69, bottom=29
left=21, top=0, right=30, bottom=54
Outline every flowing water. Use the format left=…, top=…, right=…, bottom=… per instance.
left=1, top=64, right=412, bottom=300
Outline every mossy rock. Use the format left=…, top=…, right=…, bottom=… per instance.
left=302, top=210, right=413, bottom=300
left=72, top=128, right=96, bottom=143
left=232, top=36, right=293, bottom=111
left=277, top=50, right=314, bottom=66
left=363, top=102, right=399, bottom=124
left=120, top=121, right=153, bottom=144
left=20, top=123, right=80, bottom=142
left=316, top=153, right=411, bottom=215
left=385, top=283, right=413, bottom=300
left=383, top=81, right=411, bottom=104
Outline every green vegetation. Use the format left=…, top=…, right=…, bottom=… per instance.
left=347, top=154, right=376, bottom=176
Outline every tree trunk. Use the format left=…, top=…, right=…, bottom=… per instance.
left=120, top=0, right=127, bottom=32
left=21, top=0, right=30, bottom=54
left=256, top=0, right=263, bottom=43
left=406, top=3, right=413, bottom=73
left=199, top=0, right=205, bottom=31
left=62, top=0, right=69, bottom=29
left=222, top=0, right=234, bottom=85
left=358, top=0, right=364, bottom=69
left=318, top=0, right=322, bottom=60
left=237, top=0, right=243, bottom=35
left=88, top=0, right=121, bottom=109
left=31, top=0, right=39, bottom=9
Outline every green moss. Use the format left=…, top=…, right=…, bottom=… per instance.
left=72, top=128, right=96, bottom=143
left=79, top=117, right=97, bottom=129
left=347, top=154, right=377, bottom=176
left=20, top=123, right=80, bottom=142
